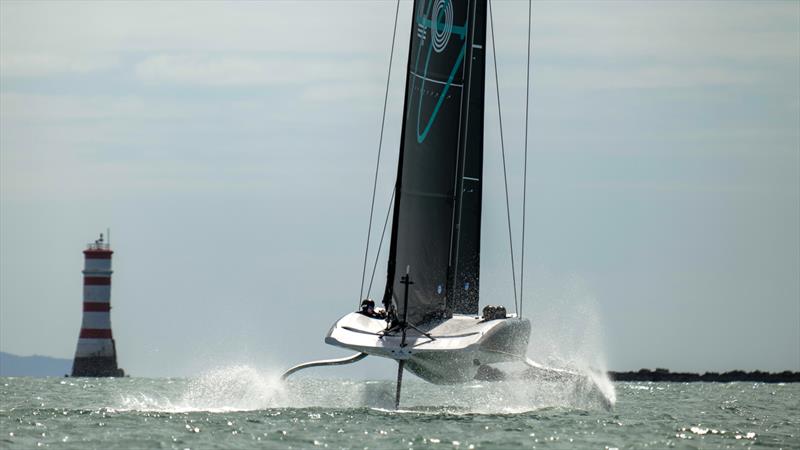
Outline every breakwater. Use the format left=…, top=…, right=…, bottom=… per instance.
left=609, top=368, right=800, bottom=383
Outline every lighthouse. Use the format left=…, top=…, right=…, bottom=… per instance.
left=71, top=233, right=125, bottom=377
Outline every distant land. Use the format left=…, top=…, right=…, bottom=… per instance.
left=608, top=368, right=800, bottom=383
left=0, top=352, right=71, bottom=377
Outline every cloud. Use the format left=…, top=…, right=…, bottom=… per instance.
left=300, top=81, right=385, bottom=104
left=0, top=1, right=405, bottom=55
left=564, top=179, right=798, bottom=196
left=134, top=54, right=380, bottom=87
left=535, top=65, right=764, bottom=90
left=491, top=1, right=800, bottom=64
left=0, top=53, right=119, bottom=77
left=0, top=92, right=199, bottom=121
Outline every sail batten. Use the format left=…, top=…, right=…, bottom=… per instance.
left=384, top=0, right=487, bottom=325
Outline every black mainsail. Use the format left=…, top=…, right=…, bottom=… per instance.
left=383, top=0, right=487, bottom=324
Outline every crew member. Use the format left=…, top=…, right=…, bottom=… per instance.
left=358, top=298, right=385, bottom=319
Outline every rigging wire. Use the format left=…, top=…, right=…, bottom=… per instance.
left=359, top=0, right=401, bottom=306
left=366, top=189, right=396, bottom=300
left=519, top=0, right=532, bottom=319
left=489, top=0, right=519, bottom=315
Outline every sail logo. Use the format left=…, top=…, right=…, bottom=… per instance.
left=431, top=0, right=453, bottom=53
left=413, top=0, right=468, bottom=144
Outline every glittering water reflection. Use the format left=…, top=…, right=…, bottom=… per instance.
left=0, top=375, right=797, bottom=449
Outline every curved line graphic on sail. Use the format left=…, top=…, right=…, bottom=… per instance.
left=414, top=0, right=468, bottom=144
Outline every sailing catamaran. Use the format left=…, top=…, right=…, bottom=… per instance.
left=283, top=0, right=612, bottom=409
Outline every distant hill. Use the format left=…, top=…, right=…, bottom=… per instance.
left=0, top=352, right=71, bottom=377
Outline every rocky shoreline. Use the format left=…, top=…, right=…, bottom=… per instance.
left=609, top=368, right=800, bottom=383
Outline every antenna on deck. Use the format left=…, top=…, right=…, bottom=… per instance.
left=399, top=265, right=413, bottom=346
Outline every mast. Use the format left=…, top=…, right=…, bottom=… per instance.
left=383, top=0, right=487, bottom=324
left=448, top=0, right=487, bottom=315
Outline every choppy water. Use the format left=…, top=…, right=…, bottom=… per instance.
left=1, top=367, right=797, bottom=449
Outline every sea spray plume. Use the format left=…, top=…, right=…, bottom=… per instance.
left=179, top=365, right=288, bottom=412
left=119, top=391, right=178, bottom=412
left=117, top=378, right=186, bottom=412
left=521, top=274, right=617, bottom=409
left=117, top=371, right=612, bottom=414
left=118, top=365, right=289, bottom=412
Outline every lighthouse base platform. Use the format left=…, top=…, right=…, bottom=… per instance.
left=71, top=356, right=125, bottom=377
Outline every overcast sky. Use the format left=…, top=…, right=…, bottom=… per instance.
left=1, top=1, right=798, bottom=378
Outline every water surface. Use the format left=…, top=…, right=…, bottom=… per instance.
left=1, top=367, right=797, bottom=449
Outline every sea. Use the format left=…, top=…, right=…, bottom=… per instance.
left=1, top=367, right=797, bottom=449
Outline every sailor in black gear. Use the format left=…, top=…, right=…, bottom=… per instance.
left=358, top=298, right=384, bottom=319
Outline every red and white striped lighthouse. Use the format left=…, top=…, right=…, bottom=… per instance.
left=71, top=233, right=125, bottom=377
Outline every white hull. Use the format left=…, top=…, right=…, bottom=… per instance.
left=325, top=312, right=531, bottom=384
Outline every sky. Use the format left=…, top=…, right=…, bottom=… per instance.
left=1, top=1, right=798, bottom=378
